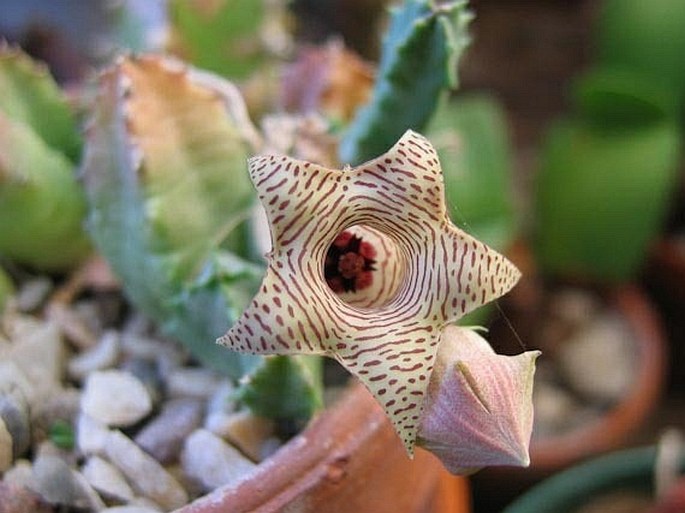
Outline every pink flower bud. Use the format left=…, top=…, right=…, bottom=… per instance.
left=418, top=325, right=539, bottom=474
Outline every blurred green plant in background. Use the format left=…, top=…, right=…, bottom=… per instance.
left=167, top=0, right=270, bottom=79
left=535, top=0, right=684, bottom=283
left=597, top=0, right=685, bottom=120
left=0, top=48, right=91, bottom=271
left=429, top=94, right=517, bottom=253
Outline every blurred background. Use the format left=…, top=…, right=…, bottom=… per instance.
left=1, top=0, right=684, bottom=512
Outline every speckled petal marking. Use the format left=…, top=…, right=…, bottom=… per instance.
left=218, top=130, right=520, bottom=453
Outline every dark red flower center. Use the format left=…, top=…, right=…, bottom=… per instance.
left=325, top=231, right=376, bottom=293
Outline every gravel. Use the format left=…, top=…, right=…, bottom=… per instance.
left=0, top=278, right=286, bottom=511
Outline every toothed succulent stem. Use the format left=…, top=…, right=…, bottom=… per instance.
left=81, top=55, right=323, bottom=422
left=82, top=54, right=261, bottom=377
left=339, top=0, right=472, bottom=165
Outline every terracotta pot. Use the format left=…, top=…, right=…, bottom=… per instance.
left=649, top=238, right=685, bottom=302
left=178, top=383, right=471, bottom=513
left=528, top=285, right=667, bottom=471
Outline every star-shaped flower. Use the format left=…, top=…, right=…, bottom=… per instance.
left=219, top=130, right=520, bottom=453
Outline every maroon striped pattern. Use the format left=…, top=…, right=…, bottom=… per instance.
left=218, top=130, right=520, bottom=454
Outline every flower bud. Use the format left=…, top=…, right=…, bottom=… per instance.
left=418, top=325, right=539, bottom=474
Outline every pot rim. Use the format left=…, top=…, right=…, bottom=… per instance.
left=176, top=382, right=379, bottom=512
left=176, top=382, right=469, bottom=513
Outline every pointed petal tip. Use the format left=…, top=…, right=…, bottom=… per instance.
left=402, top=128, right=421, bottom=139
left=497, top=431, right=532, bottom=468
left=504, top=253, right=522, bottom=291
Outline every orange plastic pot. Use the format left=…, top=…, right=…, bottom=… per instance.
left=178, top=383, right=470, bottom=513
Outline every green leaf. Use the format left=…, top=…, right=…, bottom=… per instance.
left=457, top=303, right=494, bottom=328
left=0, top=113, right=90, bottom=271
left=0, top=47, right=81, bottom=162
left=339, top=0, right=473, bottom=165
left=168, top=251, right=264, bottom=377
left=168, top=0, right=267, bottom=79
left=49, top=419, right=75, bottom=450
left=535, top=117, right=681, bottom=281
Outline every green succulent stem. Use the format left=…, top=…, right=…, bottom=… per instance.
left=236, top=355, right=324, bottom=424
left=81, top=56, right=323, bottom=421
left=0, top=46, right=81, bottom=163
left=339, top=0, right=472, bottom=165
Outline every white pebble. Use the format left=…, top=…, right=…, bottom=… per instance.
left=2, top=458, right=33, bottom=487
left=69, top=331, right=121, bottom=381
left=206, top=380, right=237, bottom=415
left=16, top=278, right=52, bottom=312
left=126, top=497, right=164, bottom=511
left=120, top=333, right=185, bottom=370
left=533, top=381, right=580, bottom=436
left=167, top=368, right=222, bottom=399
left=82, top=456, right=135, bottom=502
left=46, top=303, right=97, bottom=349
left=72, top=301, right=105, bottom=338
left=181, top=429, right=257, bottom=492
left=6, top=319, right=65, bottom=403
left=102, top=506, right=160, bottom=513
left=549, top=289, right=598, bottom=325
left=134, top=399, right=204, bottom=464
left=105, top=430, right=188, bottom=510
left=31, top=454, right=105, bottom=511
left=558, top=314, right=635, bottom=403
left=205, top=410, right=274, bottom=462
left=81, top=371, right=152, bottom=427
left=0, top=361, right=35, bottom=407
left=77, top=413, right=110, bottom=455
left=259, top=437, right=283, bottom=461
left=0, top=377, right=31, bottom=465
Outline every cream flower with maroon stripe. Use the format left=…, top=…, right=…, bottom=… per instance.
left=218, top=130, right=520, bottom=454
